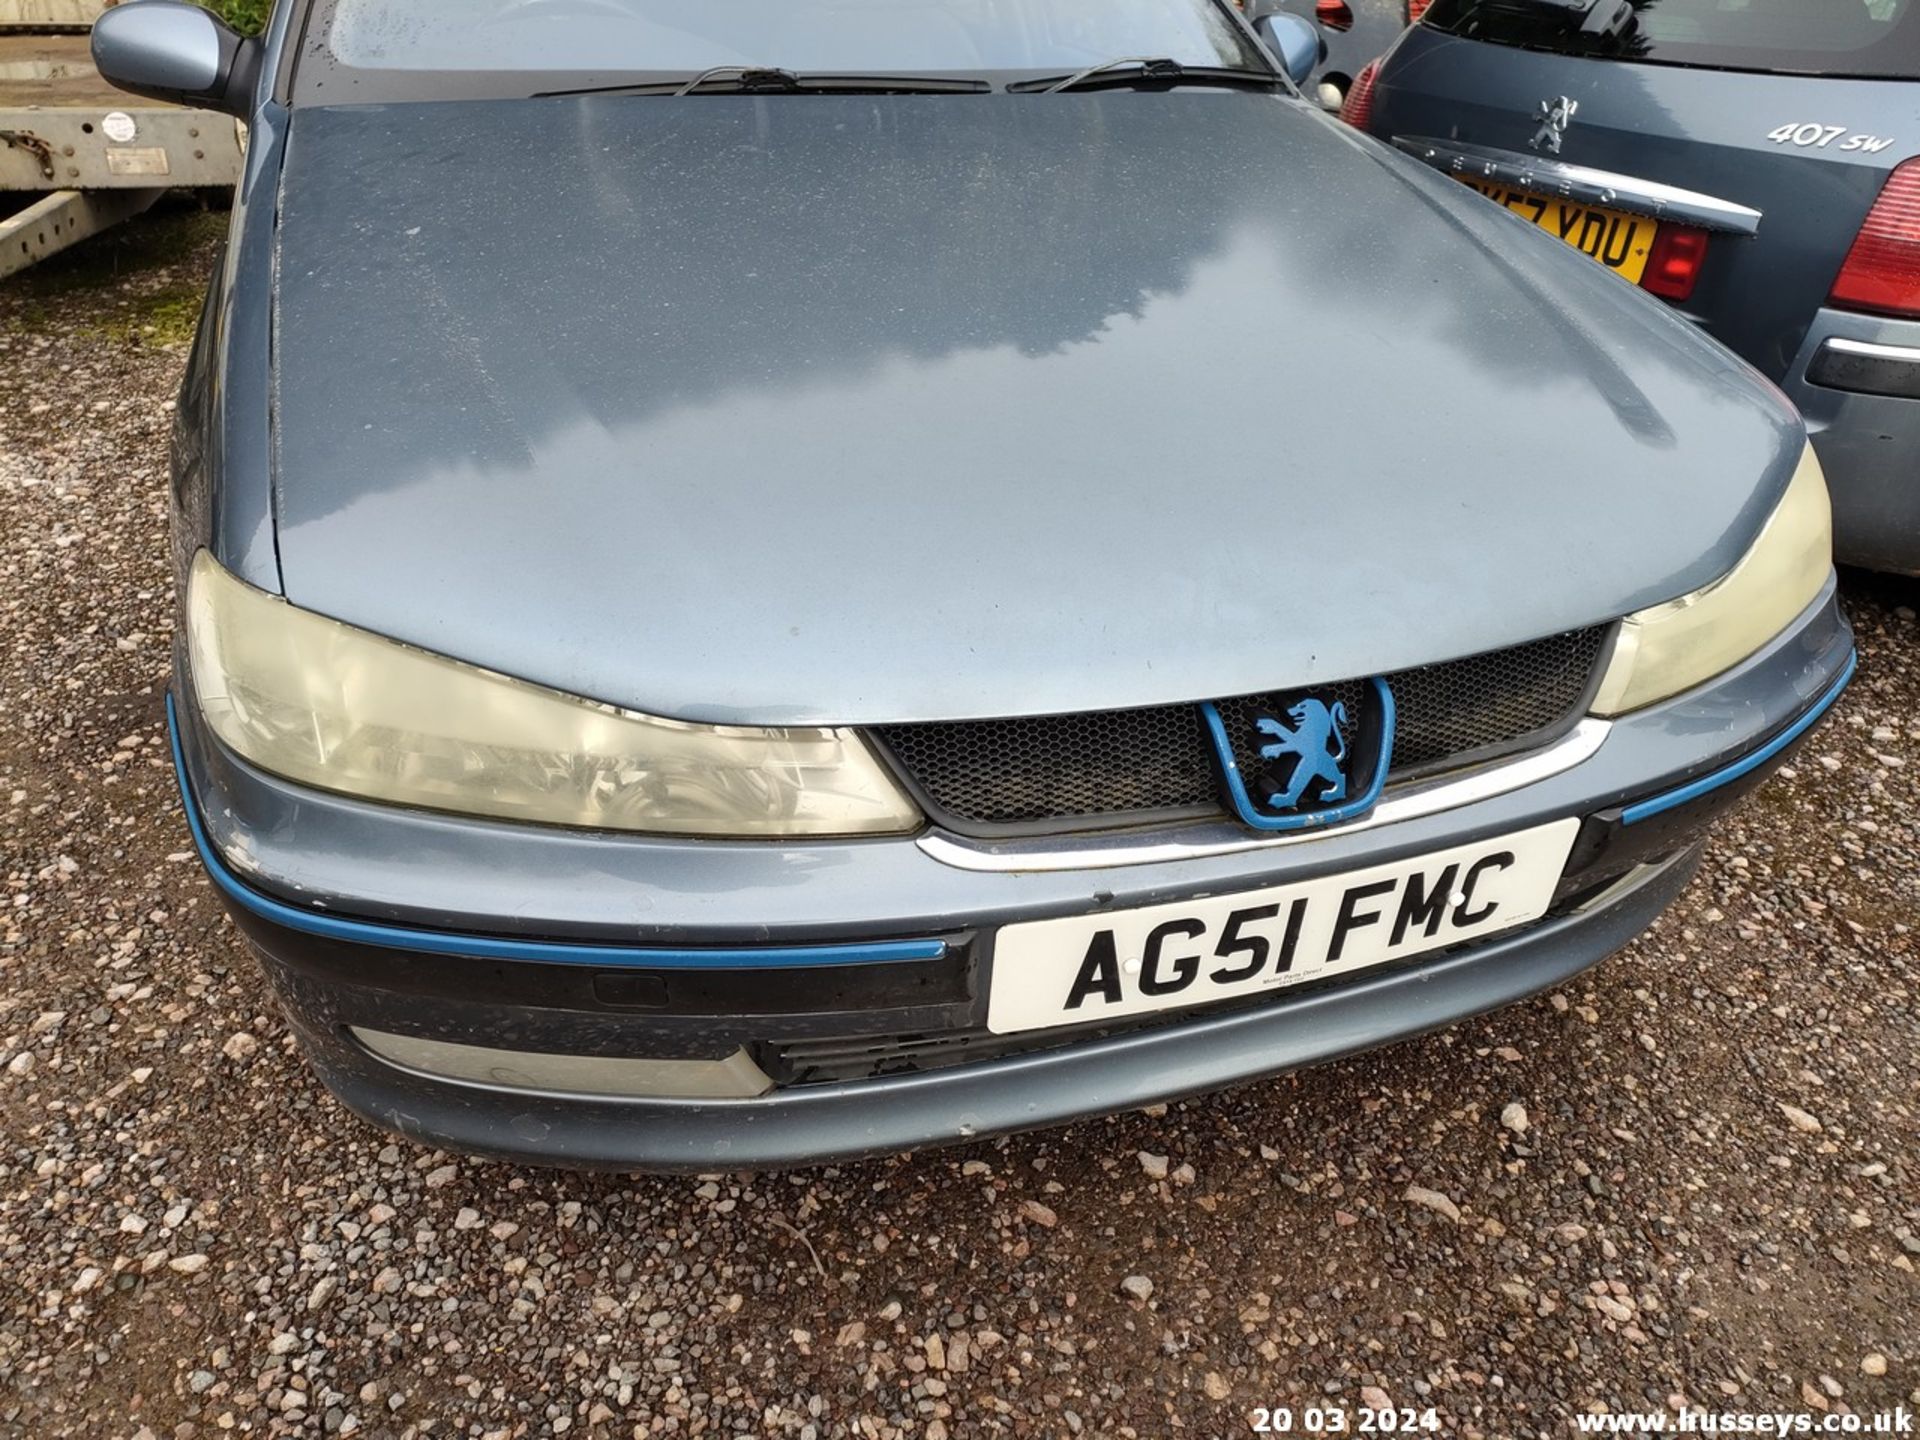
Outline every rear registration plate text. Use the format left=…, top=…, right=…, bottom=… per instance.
left=1460, top=178, right=1657, bottom=284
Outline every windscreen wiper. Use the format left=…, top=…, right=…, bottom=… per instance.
left=1005, top=57, right=1287, bottom=94
left=540, top=66, right=992, bottom=98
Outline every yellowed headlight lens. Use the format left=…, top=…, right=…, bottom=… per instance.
left=1591, top=443, right=1833, bottom=716
left=185, top=553, right=921, bottom=836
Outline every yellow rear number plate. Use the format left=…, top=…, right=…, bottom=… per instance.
left=1460, top=178, right=1656, bottom=284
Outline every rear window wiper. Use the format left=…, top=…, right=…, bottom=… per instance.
left=1005, top=57, right=1287, bottom=94
left=540, top=66, right=993, bottom=98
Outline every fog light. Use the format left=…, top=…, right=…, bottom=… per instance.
left=352, top=1028, right=774, bottom=1099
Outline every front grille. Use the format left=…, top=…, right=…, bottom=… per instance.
left=873, top=627, right=1610, bottom=833
left=1386, top=628, right=1611, bottom=773
left=874, top=703, right=1217, bottom=828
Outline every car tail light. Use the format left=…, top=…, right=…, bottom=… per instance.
left=1407, top=0, right=1434, bottom=20
left=1316, top=0, right=1354, bottom=30
left=1339, top=59, right=1379, bottom=129
left=1640, top=224, right=1709, bottom=302
left=1829, top=159, right=1920, bottom=318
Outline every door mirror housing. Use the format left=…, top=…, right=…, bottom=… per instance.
left=1252, top=11, right=1327, bottom=86
left=92, top=2, right=262, bottom=118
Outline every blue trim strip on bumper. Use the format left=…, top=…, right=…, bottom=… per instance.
left=165, top=695, right=948, bottom=970
left=1619, top=649, right=1857, bottom=826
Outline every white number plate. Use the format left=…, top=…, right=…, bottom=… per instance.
left=986, top=819, right=1580, bottom=1035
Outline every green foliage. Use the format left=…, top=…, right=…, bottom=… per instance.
left=202, top=0, right=271, bottom=35
left=3, top=203, right=227, bottom=346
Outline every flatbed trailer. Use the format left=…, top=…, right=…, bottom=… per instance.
left=2, top=1, right=243, bottom=277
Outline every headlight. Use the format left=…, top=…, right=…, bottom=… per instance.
left=184, top=553, right=922, bottom=837
left=1591, top=443, right=1832, bottom=716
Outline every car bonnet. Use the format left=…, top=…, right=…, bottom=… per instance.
left=267, top=92, right=1802, bottom=726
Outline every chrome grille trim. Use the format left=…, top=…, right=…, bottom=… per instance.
left=873, top=628, right=1613, bottom=835
left=915, top=718, right=1611, bottom=873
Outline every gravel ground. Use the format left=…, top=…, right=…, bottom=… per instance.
left=2, top=206, right=1916, bottom=1440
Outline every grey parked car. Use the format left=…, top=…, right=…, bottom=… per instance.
left=98, top=0, right=1851, bottom=1170
left=1354, top=0, right=1920, bottom=573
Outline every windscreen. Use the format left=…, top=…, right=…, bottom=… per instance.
left=299, top=0, right=1266, bottom=102
left=1420, top=0, right=1919, bottom=79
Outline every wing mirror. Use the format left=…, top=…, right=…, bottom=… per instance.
left=92, top=2, right=262, bottom=118
left=1245, top=4, right=1328, bottom=86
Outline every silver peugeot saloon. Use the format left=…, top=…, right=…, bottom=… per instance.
left=98, top=0, right=1853, bottom=1168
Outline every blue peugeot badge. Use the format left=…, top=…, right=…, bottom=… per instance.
left=1200, top=678, right=1396, bottom=832
left=1256, top=698, right=1350, bottom=810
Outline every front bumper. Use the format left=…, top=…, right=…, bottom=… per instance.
left=1782, top=306, right=1920, bottom=576
left=172, top=582, right=1854, bottom=1170
left=267, top=851, right=1697, bottom=1170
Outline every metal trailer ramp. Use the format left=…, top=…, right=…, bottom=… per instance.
left=2, top=1, right=243, bottom=277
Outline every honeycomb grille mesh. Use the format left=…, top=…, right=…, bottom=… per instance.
left=1386, top=628, right=1611, bottom=772
left=872, top=627, right=1609, bottom=831
left=875, top=703, right=1216, bottom=827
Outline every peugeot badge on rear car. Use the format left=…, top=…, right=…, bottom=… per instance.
left=1530, top=95, right=1578, bottom=153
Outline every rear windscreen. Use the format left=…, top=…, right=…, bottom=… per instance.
left=1421, top=0, right=1920, bottom=79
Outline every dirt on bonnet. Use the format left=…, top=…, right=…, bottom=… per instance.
left=1, top=204, right=1915, bottom=1440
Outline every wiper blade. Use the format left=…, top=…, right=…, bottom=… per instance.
left=540, top=66, right=992, bottom=98
left=1006, top=56, right=1286, bottom=94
